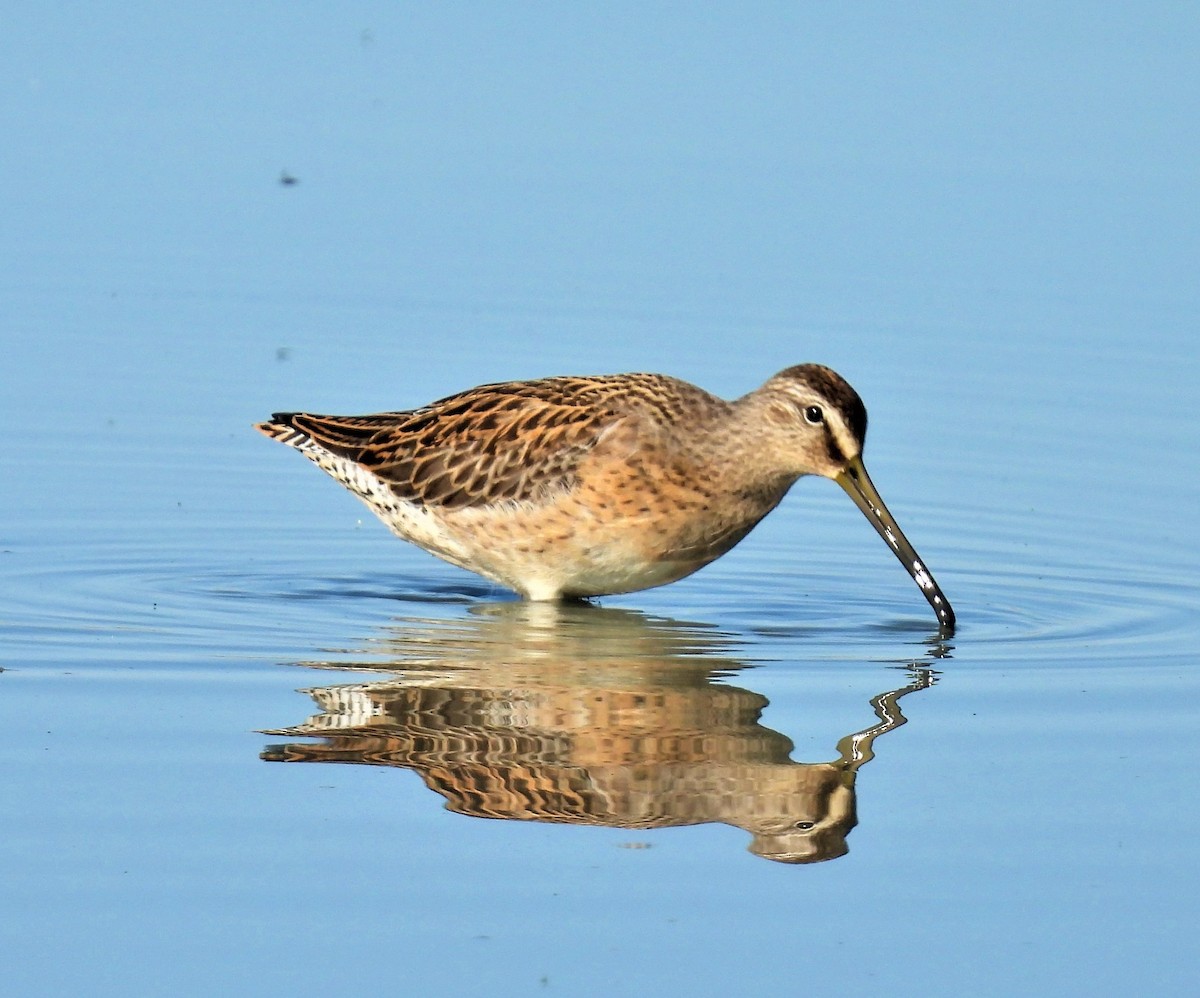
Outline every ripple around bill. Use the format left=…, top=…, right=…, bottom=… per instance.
left=640, top=494, right=1200, bottom=665
left=894, top=499, right=1198, bottom=663
left=3, top=490, right=1194, bottom=670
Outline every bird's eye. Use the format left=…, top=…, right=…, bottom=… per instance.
left=804, top=405, right=824, bottom=425
left=794, top=820, right=816, bottom=831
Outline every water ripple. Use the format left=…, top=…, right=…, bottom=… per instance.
left=2, top=491, right=1195, bottom=670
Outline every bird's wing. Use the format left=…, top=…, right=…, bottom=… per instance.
left=257, top=375, right=675, bottom=509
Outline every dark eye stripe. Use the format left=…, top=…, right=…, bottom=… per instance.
left=824, top=429, right=847, bottom=467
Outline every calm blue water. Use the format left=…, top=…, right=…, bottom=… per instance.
left=3, top=5, right=1199, bottom=996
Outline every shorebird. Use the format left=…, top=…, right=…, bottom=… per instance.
left=256, top=365, right=955, bottom=631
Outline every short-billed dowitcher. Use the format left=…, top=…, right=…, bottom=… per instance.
left=256, top=365, right=955, bottom=630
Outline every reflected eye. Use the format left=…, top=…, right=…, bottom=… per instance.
left=804, top=405, right=824, bottom=425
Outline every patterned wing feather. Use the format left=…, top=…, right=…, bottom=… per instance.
left=259, top=375, right=678, bottom=509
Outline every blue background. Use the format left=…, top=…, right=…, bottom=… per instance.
left=3, top=5, right=1198, bottom=996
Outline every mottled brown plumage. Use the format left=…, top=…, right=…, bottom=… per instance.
left=269, top=373, right=720, bottom=509
left=256, top=365, right=955, bottom=630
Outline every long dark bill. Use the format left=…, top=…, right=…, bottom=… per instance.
left=835, top=456, right=956, bottom=634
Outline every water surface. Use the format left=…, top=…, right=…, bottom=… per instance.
left=3, top=6, right=1199, bottom=996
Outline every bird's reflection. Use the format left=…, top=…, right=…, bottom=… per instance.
left=262, top=602, right=938, bottom=863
